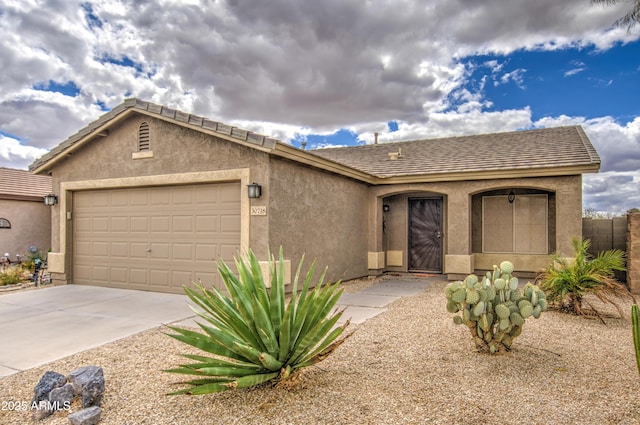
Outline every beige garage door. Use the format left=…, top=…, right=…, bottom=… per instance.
left=73, top=182, right=241, bottom=294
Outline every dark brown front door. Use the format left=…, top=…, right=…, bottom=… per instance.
left=408, top=197, right=443, bottom=272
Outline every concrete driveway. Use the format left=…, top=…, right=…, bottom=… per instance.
left=0, top=285, right=196, bottom=379
left=0, top=276, right=437, bottom=380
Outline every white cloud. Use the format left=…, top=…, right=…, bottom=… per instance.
left=0, top=0, right=639, bottom=214
left=0, top=135, right=48, bottom=169
left=564, top=68, right=585, bottom=77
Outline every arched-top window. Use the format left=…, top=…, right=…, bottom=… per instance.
left=0, top=218, right=11, bottom=229
left=138, top=122, right=150, bottom=151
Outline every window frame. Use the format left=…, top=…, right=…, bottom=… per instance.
left=482, top=194, right=548, bottom=254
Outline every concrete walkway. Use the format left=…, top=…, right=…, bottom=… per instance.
left=0, top=276, right=436, bottom=379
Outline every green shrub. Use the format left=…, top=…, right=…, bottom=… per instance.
left=165, top=248, right=351, bottom=394
left=537, top=237, right=634, bottom=321
left=445, top=261, right=547, bottom=354
left=0, top=267, right=24, bottom=286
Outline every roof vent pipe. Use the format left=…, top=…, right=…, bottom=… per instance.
left=374, top=132, right=378, bottom=145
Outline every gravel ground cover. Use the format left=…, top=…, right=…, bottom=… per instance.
left=1, top=276, right=639, bottom=425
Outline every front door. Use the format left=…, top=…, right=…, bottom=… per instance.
left=408, top=197, right=443, bottom=272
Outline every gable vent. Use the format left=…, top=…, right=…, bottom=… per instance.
left=138, top=122, right=150, bottom=151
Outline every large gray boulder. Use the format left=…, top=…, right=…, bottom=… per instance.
left=67, top=406, right=102, bottom=425
left=49, top=383, right=74, bottom=410
left=32, top=370, right=67, bottom=404
left=69, top=366, right=105, bottom=408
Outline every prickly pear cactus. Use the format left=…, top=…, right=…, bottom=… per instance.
left=444, top=261, right=547, bottom=354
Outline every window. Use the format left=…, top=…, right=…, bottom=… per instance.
left=138, top=122, right=150, bottom=151
left=482, top=194, right=548, bottom=254
left=0, top=218, right=10, bottom=229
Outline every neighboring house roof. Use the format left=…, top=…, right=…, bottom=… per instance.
left=29, top=98, right=600, bottom=184
left=0, top=167, right=52, bottom=201
left=309, top=126, right=601, bottom=181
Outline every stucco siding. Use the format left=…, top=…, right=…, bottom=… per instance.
left=268, top=157, right=370, bottom=282
left=0, top=199, right=51, bottom=259
left=372, top=175, right=583, bottom=275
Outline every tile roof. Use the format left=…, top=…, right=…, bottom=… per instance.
left=0, top=167, right=52, bottom=201
left=309, top=126, right=600, bottom=178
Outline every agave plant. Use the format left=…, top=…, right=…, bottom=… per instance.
left=165, top=248, right=351, bottom=394
left=537, top=237, right=635, bottom=322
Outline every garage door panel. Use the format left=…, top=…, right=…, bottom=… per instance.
left=150, top=243, right=170, bottom=259
left=151, top=216, right=170, bottom=232
left=130, top=243, right=149, bottom=258
left=151, top=189, right=170, bottom=205
left=173, top=216, right=193, bottom=232
left=172, top=187, right=194, bottom=204
left=93, top=217, right=109, bottom=232
left=75, top=265, right=91, bottom=281
left=92, top=192, right=109, bottom=207
left=111, top=242, right=128, bottom=257
left=130, top=269, right=148, bottom=284
left=73, top=182, right=240, bottom=294
left=111, top=191, right=128, bottom=206
left=130, top=217, right=149, bottom=232
left=195, top=244, right=216, bottom=261
left=93, top=242, right=109, bottom=257
left=111, top=217, right=128, bottom=232
left=130, top=189, right=149, bottom=206
left=92, top=266, right=109, bottom=281
left=196, top=215, right=218, bottom=232
left=171, top=271, right=193, bottom=287
left=150, top=270, right=169, bottom=286
left=173, top=244, right=193, bottom=260
left=221, top=215, right=241, bottom=233
left=111, top=268, right=128, bottom=283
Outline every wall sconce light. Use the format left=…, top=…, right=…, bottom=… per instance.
left=44, top=193, right=58, bottom=206
left=508, top=190, right=515, bottom=204
left=383, top=204, right=390, bottom=213
left=247, top=183, right=262, bottom=199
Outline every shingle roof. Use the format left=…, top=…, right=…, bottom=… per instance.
left=29, top=98, right=600, bottom=182
left=0, top=167, right=52, bottom=201
left=309, top=126, right=600, bottom=178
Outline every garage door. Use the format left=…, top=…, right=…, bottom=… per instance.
left=73, top=182, right=241, bottom=293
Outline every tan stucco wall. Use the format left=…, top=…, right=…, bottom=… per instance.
left=371, top=175, right=583, bottom=276
left=46, top=114, right=271, bottom=282
left=267, top=157, right=370, bottom=282
left=0, top=199, right=51, bottom=259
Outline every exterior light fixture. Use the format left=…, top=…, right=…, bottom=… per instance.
left=383, top=204, right=390, bottom=213
left=508, top=190, right=515, bottom=204
left=247, top=183, right=262, bottom=199
left=44, top=193, right=58, bottom=206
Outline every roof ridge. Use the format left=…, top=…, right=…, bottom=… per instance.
left=313, top=125, right=584, bottom=151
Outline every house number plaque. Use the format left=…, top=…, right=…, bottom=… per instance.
left=251, top=206, right=267, bottom=216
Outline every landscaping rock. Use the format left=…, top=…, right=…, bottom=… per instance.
left=67, top=406, right=102, bottom=425
left=32, top=371, right=67, bottom=404
left=69, top=366, right=105, bottom=407
left=49, top=382, right=74, bottom=410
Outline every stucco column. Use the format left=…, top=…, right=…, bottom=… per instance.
left=367, top=193, right=385, bottom=274
left=556, top=175, right=583, bottom=256
left=444, top=189, right=474, bottom=276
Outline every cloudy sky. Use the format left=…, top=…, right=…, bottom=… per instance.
left=1, top=0, right=638, bottom=215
